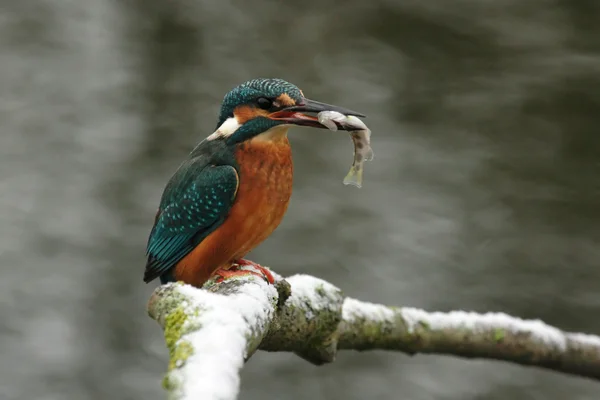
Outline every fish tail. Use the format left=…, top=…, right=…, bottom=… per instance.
left=343, top=164, right=363, bottom=188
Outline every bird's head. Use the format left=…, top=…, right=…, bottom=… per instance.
left=210, top=78, right=365, bottom=144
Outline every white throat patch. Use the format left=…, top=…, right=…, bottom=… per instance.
left=207, top=117, right=241, bottom=141
left=252, top=124, right=289, bottom=142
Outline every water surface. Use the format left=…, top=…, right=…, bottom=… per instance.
left=1, top=1, right=599, bottom=399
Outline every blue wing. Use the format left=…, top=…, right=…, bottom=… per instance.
left=143, top=164, right=239, bottom=283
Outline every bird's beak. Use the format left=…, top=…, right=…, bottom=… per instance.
left=268, top=98, right=366, bottom=129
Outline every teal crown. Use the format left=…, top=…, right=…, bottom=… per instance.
left=216, top=78, right=303, bottom=128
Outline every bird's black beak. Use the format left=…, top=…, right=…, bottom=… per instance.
left=286, top=98, right=366, bottom=118
left=268, top=98, right=366, bottom=129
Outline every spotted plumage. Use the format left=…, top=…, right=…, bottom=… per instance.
left=144, top=78, right=366, bottom=287
left=144, top=162, right=238, bottom=283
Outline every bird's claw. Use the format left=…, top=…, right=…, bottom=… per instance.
left=214, top=259, right=275, bottom=284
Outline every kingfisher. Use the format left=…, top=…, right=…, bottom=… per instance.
left=143, top=78, right=365, bottom=288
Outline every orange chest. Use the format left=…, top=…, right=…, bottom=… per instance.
left=225, top=137, right=293, bottom=256
left=234, top=138, right=293, bottom=205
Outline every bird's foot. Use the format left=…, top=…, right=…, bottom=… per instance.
left=213, top=259, right=275, bottom=284
left=233, top=259, right=275, bottom=284
left=213, top=267, right=266, bottom=283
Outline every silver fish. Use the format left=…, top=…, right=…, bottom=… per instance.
left=318, top=111, right=374, bottom=188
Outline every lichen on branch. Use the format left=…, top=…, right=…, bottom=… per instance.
left=147, top=271, right=600, bottom=400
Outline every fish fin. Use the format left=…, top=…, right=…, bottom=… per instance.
left=343, top=165, right=363, bottom=188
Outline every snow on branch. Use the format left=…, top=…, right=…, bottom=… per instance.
left=147, top=271, right=600, bottom=400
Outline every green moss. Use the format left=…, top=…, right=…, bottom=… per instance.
left=162, top=375, right=176, bottom=391
left=164, top=307, right=187, bottom=351
left=202, top=279, right=218, bottom=290
left=315, top=284, right=326, bottom=297
left=275, top=279, right=292, bottom=308
left=361, top=321, right=383, bottom=340
left=164, top=306, right=195, bottom=371
left=493, top=328, right=505, bottom=342
left=418, top=320, right=430, bottom=330
left=169, top=341, right=194, bottom=370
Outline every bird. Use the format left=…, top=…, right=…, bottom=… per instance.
left=143, top=78, right=365, bottom=288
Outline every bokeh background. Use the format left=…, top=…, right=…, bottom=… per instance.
left=1, top=0, right=599, bottom=399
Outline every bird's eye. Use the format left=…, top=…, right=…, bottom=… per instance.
left=256, top=97, right=272, bottom=110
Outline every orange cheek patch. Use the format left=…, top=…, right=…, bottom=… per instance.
left=234, top=105, right=269, bottom=124
left=276, top=93, right=296, bottom=107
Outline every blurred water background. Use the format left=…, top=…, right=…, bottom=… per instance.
left=1, top=0, right=599, bottom=399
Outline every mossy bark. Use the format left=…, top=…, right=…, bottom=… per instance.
left=148, top=273, right=600, bottom=400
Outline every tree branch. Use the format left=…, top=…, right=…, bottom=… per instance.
left=147, top=270, right=600, bottom=400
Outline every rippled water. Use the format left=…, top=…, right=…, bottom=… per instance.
left=1, top=1, right=599, bottom=399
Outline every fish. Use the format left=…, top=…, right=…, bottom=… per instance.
left=318, top=111, right=374, bottom=188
